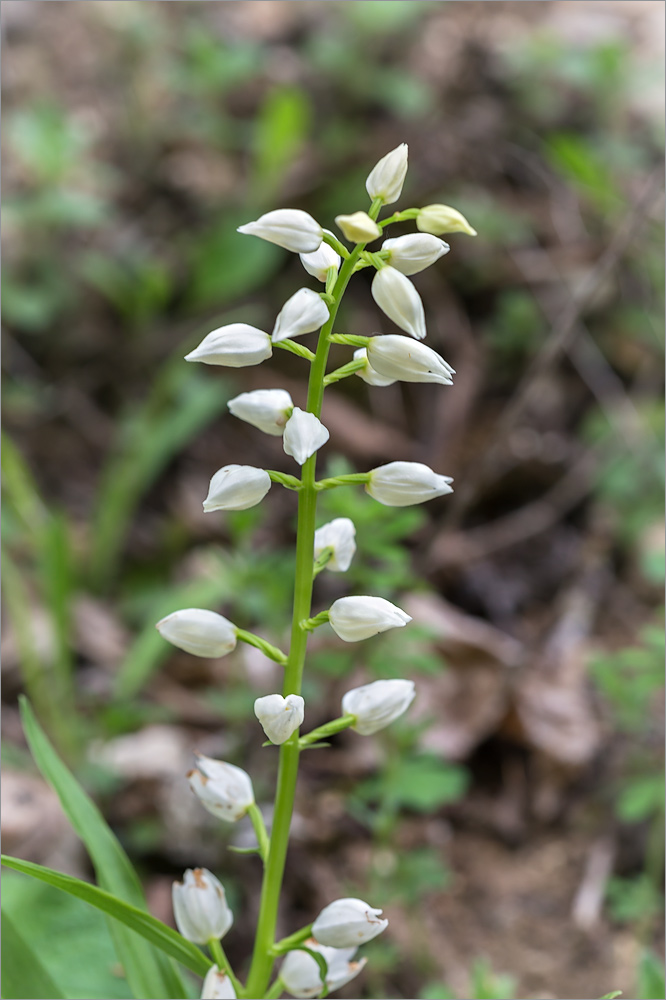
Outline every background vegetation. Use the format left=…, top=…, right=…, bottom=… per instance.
left=2, top=2, right=664, bottom=998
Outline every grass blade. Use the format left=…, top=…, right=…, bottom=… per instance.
left=20, top=697, right=187, bottom=999
left=1, top=856, right=210, bottom=979
left=1, top=910, right=66, bottom=999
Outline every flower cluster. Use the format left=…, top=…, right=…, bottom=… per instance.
left=156, top=143, right=474, bottom=999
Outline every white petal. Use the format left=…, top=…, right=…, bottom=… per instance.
left=203, top=465, right=271, bottom=512
left=237, top=208, right=324, bottom=253
left=156, top=609, right=237, bottom=659
left=228, top=389, right=293, bottom=436
left=254, top=694, right=305, bottom=744
left=313, top=518, right=357, bottom=572
left=272, top=288, right=330, bottom=343
left=283, top=408, right=329, bottom=465
left=353, top=347, right=397, bottom=387
left=365, top=143, right=408, bottom=205
left=185, top=324, right=272, bottom=368
left=371, top=267, right=426, bottom=340
left=382, top=233, right=449, bottom=275
left=366, top=335, right=454, bottom=385
left=328, top=596, right=411, bottom=642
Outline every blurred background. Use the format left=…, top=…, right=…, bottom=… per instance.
left=1, top=2, right=664, bottom=998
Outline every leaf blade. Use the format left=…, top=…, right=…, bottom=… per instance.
left=1, top=856, right=211, bottom=979
left=1, top=910, right=66, bottom=999
left=19, top=697, right=187, bottom=999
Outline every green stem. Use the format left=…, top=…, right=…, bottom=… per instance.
left=272, top=923, right=314, bottom=955
left=328, top=333, right=371, bottom=347
left=298, top=716, right=355, bottom=749
left=274, top=340, right=316, bottom=362
left=315, top=472, right=370, bottom=491
left=207, top=938, right=243, bottom=997
left=244, top=231, right=369, bottom=1000
left=301, top=610, right=330, bottom=632
left=248, top=803, right=271, bottom=864
left=323, top=359, right=367, bottom=386
left=265, top=978, right=285, bottom=999
left=235, top=629, right=288, bottom=665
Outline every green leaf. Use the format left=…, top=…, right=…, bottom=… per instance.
left=638, top=951, right=666, bottom=1000
left=600, top=992, right=623, bottom=999
left=389, top=755, right=469, bottom=813
left=251, top=86, right=312, bottom=201
left=617, top=774, right=665, bottom=823
left=1, top=910, right=66, bottom=999
left=3, top=871, right=132, bottom=999
left=1, top=855, right=211, bottom=980
left=90, top=361, right=231, bottom=588
left=20, top=698, right=187, bottom=999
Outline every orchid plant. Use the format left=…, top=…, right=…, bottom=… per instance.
left=2, top=144, right=476, bottom=1000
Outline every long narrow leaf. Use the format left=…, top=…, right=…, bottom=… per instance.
left=1, top=910, right=66, bottom=999
left=1, top=856, right=211, bottom=979
left=20, top=698, right=187, bottom=999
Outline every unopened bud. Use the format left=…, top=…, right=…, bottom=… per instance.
left=342, top=678, right=416, bottom=735
left=371, top=266, right=426, bottom=340
left=328, top=596, right=411, bottom=642
left=185, top=324, right=272, bottom=368
left=299, top=235, right=341, bottom=283
left=237, top=209, right=323, bottom=253
left=312, top=898, right=388, bottom=948
left=201, top=966, right=237, bottom=999
left=367, top=335, right=454, bottom=385
left=365, top=143, right=408, bottom=205
left=280, top=940, right=366, bottom=998
left=416, top=204, right=477, bottom=236
left=314, top=517, right=357, bottom=572
left=335, top=211, right=381, bottom=244
left=156, top=609, right=237, bottom=659
left=382, top=233, right=449, bottom=275
left=172, top=868, right=233, bottom=944
left=353, top=347, right=397, bottom=387
left=228, top=389, right=293, bottom=436
left=188, top=753, right=254, bottom=822
left=283, top=408, right=329, bottom=465
left=367, top=461, right=453, bottom=507
left=272, top=288, right=330, bottom=344
left=254, top=693, right=305, bottom=745
left=203, top=465, right=271, bottom=512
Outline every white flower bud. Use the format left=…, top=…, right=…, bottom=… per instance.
left=172, top=868, right=233, bottom=945
left=188, top=753, right=254, bottom=822
left=328, top=596, right=411, bottom=643
left=365, top=143, right=408, bottom=205
left=382, top=233, right=449, bottom=275
left=312, top=898, right=388, bottom=948
left=299, top=234, right=341, bottom=283
left=272, top=288, right=330, bottom=344
left=314, top=517, right=357, bottom=572
left=237, top=208, right=324, bottom=253
left=283, top=407, right=329, bottom=465
left=185, top=324, right=272, bottom=368
left=203, top=465, right=271, bottom=512
left=156, top=608, right=237, bottom=659
left=366, top=335, right=454, bottom=385
left=371, top=266, right=426, bottom=340
left=228, top=389, right=293, bottom=436
left=201, top=966, right=237, bottom=1000
left=280, top=940, right=366, bottom=999
left=342, top=678, right=416, bottom=735
left=334, top=211, right=381, bottom=244
left=352, top=347, right=397, bottom=387
left=367, top=461, right=453, bottom=507
left=416, top=204, right=477, bottom=236
left=254, top=693, right=305, bottom=745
